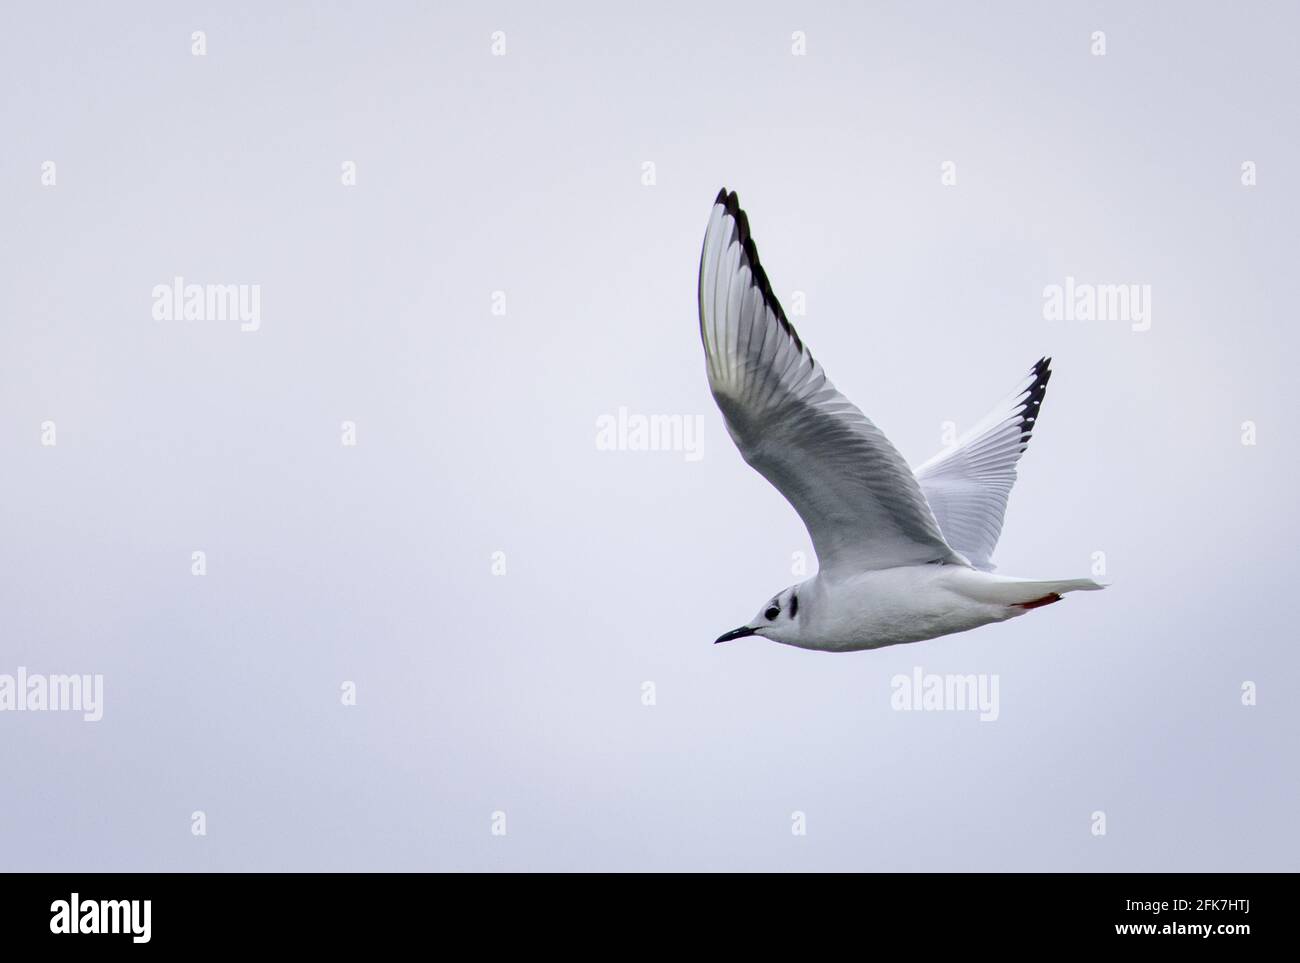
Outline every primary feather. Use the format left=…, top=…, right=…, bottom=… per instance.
left=698, top=189, right=965, bottom=574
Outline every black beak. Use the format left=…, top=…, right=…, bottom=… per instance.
left=714, top=625, right=757, bottom=644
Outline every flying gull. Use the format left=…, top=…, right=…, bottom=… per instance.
left=700, top=188, right=1104, bottom=652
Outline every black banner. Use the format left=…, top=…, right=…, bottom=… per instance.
left=0, top=873, right=1267, bottom=948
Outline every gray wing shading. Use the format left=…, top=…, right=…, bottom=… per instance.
left=913, top=358, right=1052, bottom=571
left=698, top=188, right=965, bottom=575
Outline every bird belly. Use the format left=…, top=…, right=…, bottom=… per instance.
left=790, top=566, right=1014, bottom=652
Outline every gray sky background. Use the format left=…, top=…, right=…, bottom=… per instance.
left=2, top=1, right=1296, bottom=870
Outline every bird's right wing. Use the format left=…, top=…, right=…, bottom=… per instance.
left=698, top=189, right=965, bottom=575
left=913, top=358, right=1051, bottom=571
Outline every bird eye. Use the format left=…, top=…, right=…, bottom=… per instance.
left=765, top=605, right=780, bottom=621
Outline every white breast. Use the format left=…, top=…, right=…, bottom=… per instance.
left=793, top=566, right=1017, bottom=652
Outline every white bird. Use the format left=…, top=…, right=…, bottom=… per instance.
left=700, top=189, right=1104, bottom=652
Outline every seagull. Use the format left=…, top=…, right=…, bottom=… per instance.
left=700, top=188, right=1104, bottom=652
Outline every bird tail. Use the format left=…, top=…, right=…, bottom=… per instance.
left=962, top=574, right=1107, bottom=609
left=1024, top=577, right=1107, bottom=595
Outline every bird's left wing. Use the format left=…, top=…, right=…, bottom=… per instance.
left=913, top=358, right=1051, bottom=571
left=698, top=189, right=966, bottom=575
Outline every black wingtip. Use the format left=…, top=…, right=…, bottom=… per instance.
left=710, top=188, right=805, bottom=356
left=1017, top=357, right=1053, bottom=445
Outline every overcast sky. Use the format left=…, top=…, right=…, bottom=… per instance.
left=1, top=0, right=1296, bottom=870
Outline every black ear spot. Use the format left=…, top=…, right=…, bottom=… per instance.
left=765, top=605, right=780, bottom=621
left=789, top=593, right=798, bottom=618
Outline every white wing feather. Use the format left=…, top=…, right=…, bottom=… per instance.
left=913, top=358, right=1052, bottom=571
left=698, top=190, right=965, bottom=575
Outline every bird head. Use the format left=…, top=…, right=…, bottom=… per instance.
left=715, top=584, right=804, bottom=645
